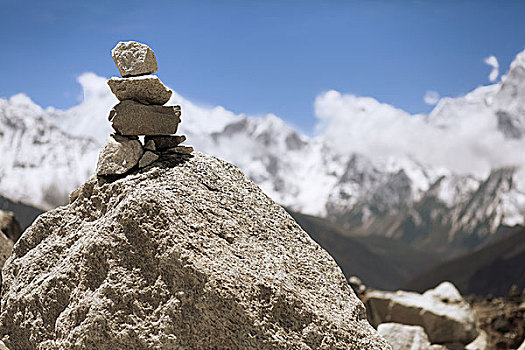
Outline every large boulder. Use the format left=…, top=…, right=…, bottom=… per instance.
left=377, top=323, right=431, bottom=350
left=0, top=153, right=390, bottom=350
left=367, top=282, right=478, bottom=344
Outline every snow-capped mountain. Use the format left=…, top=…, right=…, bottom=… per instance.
left=2, top=51, right=525, bottom=253
left=0, top=94, right=98, bottom=209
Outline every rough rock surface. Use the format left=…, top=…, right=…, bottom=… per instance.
left=107, top=75, right=172, bottom=105
left=109, top=100, right=181, bottom=136
left=367, top=282, right=478, bottom=344
left=0, top=210, right=22, bottom=241
left=144, top=135, right=186, bottom=150
left=138, top=151, right=159, bottom=168
left=377, top=323, right=431, bottom=350
left=111, top=41, right=158, bottom=77
left=95, top=135, right=143, bottom=176
left=0, top=153, right=391, bottom=350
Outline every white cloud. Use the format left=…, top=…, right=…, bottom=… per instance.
left=423, top=90, right=440, bottom=105
left=484, top=55, right=499, bottom=82
left=314, top=89, right=525, bottom=176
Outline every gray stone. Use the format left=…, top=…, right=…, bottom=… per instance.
left=377, top=323, right=431, bottom=350
left=144, top=139, right=156, bottom=151
left=145, top=135, right=186, bottom=150
left=0, top=210, right=21, bottom=241
left=165, top=145, right=194, bottom=155
left=109, top=100, right=181, bottom=136
left=138, top=151, right=159, bottom=168
left=0, top=152, right=391, bottom=350
left=107, top=75, right=172, bottom=105
left=367, top=282, right=478, bottom=344
left=95, top=134, right=143, bottom=176
left=111, top=41, right=158, bottom=77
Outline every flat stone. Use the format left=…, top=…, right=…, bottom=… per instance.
left=95, top=134, right=143, bottom=176
left=111, top=41, right=158, bottom=77
left=138, top=151, right=159, bottom=168
left=107, top=75, right=172, bottom=105
left=109, top=100, right=181, bottom=136
left=144, top=135, right=186, bottom=150
left=144, top=139, right=156, bottom=151
left=164, top=145, right=194, bottom=155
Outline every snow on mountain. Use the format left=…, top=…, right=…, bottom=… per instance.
left=0, top=94, right=98, bottom=209
left=2, top=50, right=525, bottom=252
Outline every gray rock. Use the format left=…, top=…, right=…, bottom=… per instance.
left=144, top=135, right=186, bottom=150
left=165, top=145, right=194, bottom=155
left=377, top=323, right=431, bottom=350
left=367, top=282, right=478, bottom=344
left=107, top=75, right=172, bottom=105
left=0, top=210, right=22, bottom=241
left=144, top=139, right=156, bottom=151
left=109, top=100, right=181, bottom=136
left=0, top=153, right=391, bottom=350
left=111, top=41, right=158, bottom=77
left=138, top=151, right=159, bottom=168
left=95, top=134, right=143, bottom=176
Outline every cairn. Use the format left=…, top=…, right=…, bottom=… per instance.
left=96, top=41, right=193, bottom=176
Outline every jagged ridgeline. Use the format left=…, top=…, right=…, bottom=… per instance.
left=95, top=41, right=194, bottom=179
left=0, top=42, right=391, bottom=350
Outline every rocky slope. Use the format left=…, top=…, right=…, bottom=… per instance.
left=0, top=152, right=390, bottom=350
left=2, top=52, right=525, bottom=253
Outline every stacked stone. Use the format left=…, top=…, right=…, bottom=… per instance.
left=96, top=41, right=193, bottom=177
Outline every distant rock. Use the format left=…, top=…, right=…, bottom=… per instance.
left=144, top=135, right=186, bottom=150
left=377, top=323, right=431, bottom=350
left=0, top=153, right=391, bottom=349
left=367, top=282, right=478, bottom=344
left=0, top=210, right=22, bottom=241
left=0, top=230, right=13, bottom=276
left=109, top=100, right=181, bottom=136
left=95, top=134, right=143, bottom=176
left=111, top=41, right=158, bottom=77
left=138, top=151, right=159, bottom=168
left=107, top=75, right=172, bottom=105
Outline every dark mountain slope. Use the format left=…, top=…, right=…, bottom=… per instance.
left=288, top=210, right=442, bottom=290
left=404, top=227, right=525, bottom=296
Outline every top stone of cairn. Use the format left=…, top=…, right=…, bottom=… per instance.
left=111, top=41, right=158, bottom=77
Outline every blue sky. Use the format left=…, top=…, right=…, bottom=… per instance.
left=1, top=0, right=525, bottom=132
